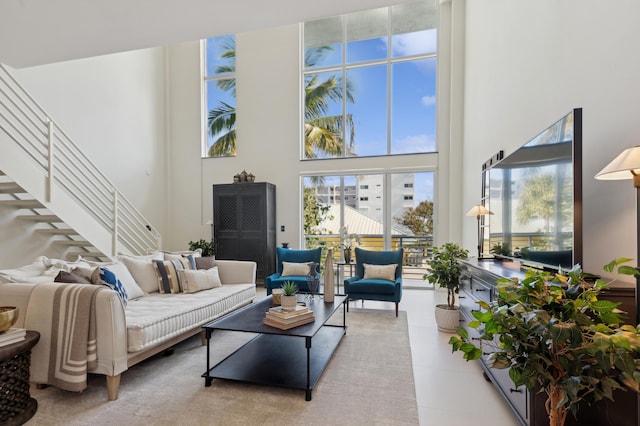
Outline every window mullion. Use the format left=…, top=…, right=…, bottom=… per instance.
left=342, top=17, right=347, bottom=158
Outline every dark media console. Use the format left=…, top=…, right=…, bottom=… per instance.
left=458, top=258, right=637, bottom=426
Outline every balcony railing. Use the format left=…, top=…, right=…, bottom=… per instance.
left=304, top=234, right=433, bottom=287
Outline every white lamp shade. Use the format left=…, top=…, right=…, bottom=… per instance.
left=595, top=146, right=640, bottom=180
left=466, top=205, right=494, bottom=217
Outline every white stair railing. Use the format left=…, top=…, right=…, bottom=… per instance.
left=0, top=63, right=161, bottom=256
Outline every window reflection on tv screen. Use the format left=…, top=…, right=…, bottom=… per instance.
left=487, top=110, right=577, bottom=269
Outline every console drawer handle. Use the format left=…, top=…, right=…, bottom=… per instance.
left=483, top=352, right=491, bottom=356
left=509, top=388, right=523, bottom=393
left=475, top=288, right=487, bottom=292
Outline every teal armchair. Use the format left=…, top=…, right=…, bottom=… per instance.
left=265, top=247, right=322, bottom=295
left=344, top=247, right=403, bottom=317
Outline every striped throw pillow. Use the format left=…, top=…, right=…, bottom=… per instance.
left=153, top=258, right=193, bottom=294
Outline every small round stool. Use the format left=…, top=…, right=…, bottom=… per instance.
left=0, top=331, right=40, bottom=426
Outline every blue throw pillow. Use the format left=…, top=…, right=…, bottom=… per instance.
left=98, top=267, right=128, bottom=307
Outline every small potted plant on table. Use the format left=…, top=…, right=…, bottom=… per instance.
left=280, top=281, right=299, bottom=311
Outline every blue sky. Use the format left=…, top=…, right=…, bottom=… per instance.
left=305, top=29, right=437, bottom=157
left=205, top=28, right=437, bottom=203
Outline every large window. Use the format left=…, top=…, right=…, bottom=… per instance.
left=303, top=171, right=434, bottom=283
left=203, top=35, right=236, bottom=158
left=302, top=1, right=437, bottom=159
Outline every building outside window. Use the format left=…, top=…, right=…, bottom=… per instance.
left=302, top=0, right=437, bottom=159
left=203, top=35, right=236, bottom=157
left=303, top=171, right=434, bottom=283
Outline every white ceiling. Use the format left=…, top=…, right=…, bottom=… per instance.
left=0, top=0, right=409, bottom=68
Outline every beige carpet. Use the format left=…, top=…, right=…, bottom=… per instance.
left=27, top=308, right=418, bottom=425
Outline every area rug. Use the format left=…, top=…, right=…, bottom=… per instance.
left=28, top=308, right=418, bottom=425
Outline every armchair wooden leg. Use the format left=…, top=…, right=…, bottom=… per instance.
left=395, top=303, right=399, bottom=317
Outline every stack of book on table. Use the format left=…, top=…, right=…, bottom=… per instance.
left=263, top=305, right=315, bottom=330
left=0, top=328, right=26, bottom=348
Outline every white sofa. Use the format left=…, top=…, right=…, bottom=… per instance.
left=0, top=256, right=257, bottom=400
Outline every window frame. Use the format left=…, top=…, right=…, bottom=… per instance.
left=202, top=35, right=237, bottom=158
left=302, top=1, right=437, bottom=160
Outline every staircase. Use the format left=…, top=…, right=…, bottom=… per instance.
left=0, top=64, right=161, bottom=260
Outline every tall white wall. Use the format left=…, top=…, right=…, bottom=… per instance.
left=462, top=0, right=640, bottom=278
left=166, top=25, right=439, bottom=251
left=0, top=49, right=167, bottom=267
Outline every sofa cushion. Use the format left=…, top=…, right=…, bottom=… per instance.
left=85, top=260, right=145, bottom=300
left=117, top=252, right=164, bottom=294
left=195, top=256, right=216, bottom=270
left=276, top=247, right=321, bottom=274
left=163, top=249, right=202, bottom=261
left=124, top=283, right=256, bottom=352
left=363, top=263, right=397, bottom=281
left=54, top=270, right=92, bottom=284
left=71, top=267, right=96, bottom=283
left=0, top=256, right=91, bottom=284
left=153, top=258, right=193, bottom=294
left=178, top=267, right=222, bottom=293
left=347, top=279, right=397, bottom=295
left=281, top=261, right=311, bottom=277
left=92, top=267, right=128, bottom=307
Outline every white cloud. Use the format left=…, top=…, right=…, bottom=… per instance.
left=421, top=95, right=436, bottom=107
left=391, top=29, right=437, bottom=57
left=393, top=134, right=435, bottom=154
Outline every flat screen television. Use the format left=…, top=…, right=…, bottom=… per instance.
left=485, top=108, right=582, bottom=270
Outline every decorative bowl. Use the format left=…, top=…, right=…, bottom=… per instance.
left=0, top=306, right=19, bottom=332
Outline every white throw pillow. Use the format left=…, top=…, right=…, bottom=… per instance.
left=281, top=261, right=312, bottom=277
left=363, top=263, right=397, bottom=281
left=83, top=259, right=145, bottom=300
left=178, top=267, right=222, bottom=293
left=117, top=252, right=164, bottom=294
left=163, top=249, right=202, bottom=261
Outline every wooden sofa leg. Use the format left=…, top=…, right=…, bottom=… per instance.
left=200, top=329, right=207, bottom=346
left=106, top=374, right=121, bottom=401
left=395, top=303, right=399, bottom=317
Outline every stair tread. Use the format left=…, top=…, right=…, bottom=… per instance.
left=0, top=183, right=26, bottom=194
left=18, top=214, right=63, bottom=222
left=0, top=199, right=44, bottom=208
left=52, top=240, right=94, bottom=247
left=35, top=228, right=78, bottom=235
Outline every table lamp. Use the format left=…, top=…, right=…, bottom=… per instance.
left=595, top=145, right=640, bottom=324
left=466, top=204, right=494, bottom=259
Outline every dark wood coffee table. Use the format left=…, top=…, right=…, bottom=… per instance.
left=202, top=294, right=347, bottom=401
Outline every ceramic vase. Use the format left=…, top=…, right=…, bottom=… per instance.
left=280, top=295, right=297, bottom=311
left=343, top=248, right=351, bottom=264
left=324, top=249, right=335, bottom=302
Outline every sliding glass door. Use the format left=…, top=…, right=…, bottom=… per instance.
left=303, top=171, right=434, bottom=286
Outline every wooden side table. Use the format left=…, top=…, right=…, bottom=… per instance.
left=0, top=330, right=40, bottom=426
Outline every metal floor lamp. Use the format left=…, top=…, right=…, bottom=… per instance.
left=595, top=145, right=640, bottom=325
left=466, top=204, right=494, bottom=259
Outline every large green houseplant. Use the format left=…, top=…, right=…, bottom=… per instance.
left=450, top=260, right=640, bottom=426
left=425, top=242, right=469, bottom=331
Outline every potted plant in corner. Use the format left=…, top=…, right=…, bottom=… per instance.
left=424, top=242, right=469, bottom=332
left=280, top=281, right=299, bottom=311
left=449, top=260, right=640, bottom=426
left=188, top=239, right=214, bottom=257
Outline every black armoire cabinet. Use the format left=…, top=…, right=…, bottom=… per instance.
left=213, top=182, right=276, bottom=284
